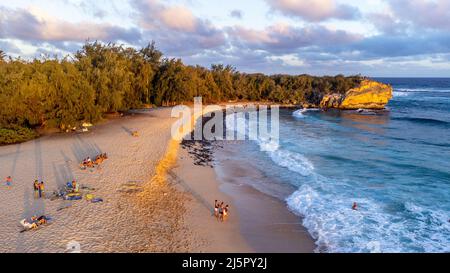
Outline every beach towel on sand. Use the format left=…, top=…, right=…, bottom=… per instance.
left=65, top=195, right=82, bottom=201
left=64, top=192, right=82, bottom=200
left=84, top=193, right=102, bottom=203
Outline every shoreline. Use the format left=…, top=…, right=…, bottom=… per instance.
left=0, top=106, right=315, bottom=252
left=171, top=147, right=252, bottom=252
left=172, top=144, right=316, bottom=252
left=214, top=147, right=316, bottom=253
left=170, top=110, right=316, bottom=253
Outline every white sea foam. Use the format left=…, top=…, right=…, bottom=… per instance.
left=396, top=88, right=450, bottom=93
left=293, top=109, right=306, bottom=118
left=287, top=184, right=399, bottom=252
left=293, top=108, right=321, bottom=117
left=258, top=137, right=279, bottom=152
left=227, top=110, right=450, bottom=253
left=286, top=183, right=450, bottom=253
left=301, top=108, right=321, bottom=112
left=268, top=149, right=314, bottom=176
left=393, top=91, right=410, bottom=97
left=394, top=87, right=450, bottom=98
left=256, top=133, right=314, bottom=176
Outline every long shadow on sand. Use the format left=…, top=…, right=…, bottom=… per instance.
left=121, top=126, right=133, bottom=136
left=51, top=159, right=73, bottom=212
left=167, top=170, right=214, bottom=214
left=15, top=187, right=31, bottom=252
left=34, top=139, right=43, bottom=181
left=16, top=139, right=46, bottom=252
left=9, top=144, right=21, bottom=178
left=59, top=151, right=75, bottom=185
left=33, top=138, right=46, bottom=251
left=71, top=135, right=102, bottom=162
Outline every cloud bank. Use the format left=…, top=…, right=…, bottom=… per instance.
left=0, top=0, right=448, bottom=76
left=266, top=0, right=360, bottom=21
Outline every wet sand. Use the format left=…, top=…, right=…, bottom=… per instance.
left=170, top=147, right=252, bottom=252
left=160, top=107, right=315, bottom=252
left=173, top=136, right=315, bottom=252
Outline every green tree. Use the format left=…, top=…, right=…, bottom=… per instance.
left=0, top=50, right=6, bottom=63
left=0, top=40, right=364, bottom=145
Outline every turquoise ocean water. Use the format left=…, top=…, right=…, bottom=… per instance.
left=219, top=78, right=450, bottom=252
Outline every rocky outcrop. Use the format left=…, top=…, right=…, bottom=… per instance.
left=319, top=94, right=344, bottom=109
left=320, top=80, right=393, bottom=110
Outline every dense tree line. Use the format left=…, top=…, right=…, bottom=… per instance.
left=0, top=42, right=362, bottom=143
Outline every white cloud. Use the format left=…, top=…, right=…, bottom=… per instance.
left=0, top=6, right=141, bottom=43
left=388, top=0, right=450, bottom=31
left=268, top=54, right=306, bottom=67
left=159, top=6, right=197, bottom=32
left=266, top=0, right=360, bottom=21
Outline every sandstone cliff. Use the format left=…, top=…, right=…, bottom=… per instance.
left=320, top=80, right=393, bottom=110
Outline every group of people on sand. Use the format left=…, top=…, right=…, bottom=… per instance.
left=20, top=215, right=50, bottom=231
left=214, top=200, right=229, bottom=222
left=80, top=153, right=108, bottom=169
left=67, top=180, right=79, bottom=193
left=33, top=180, right=45, bottom=198
left=12, top=151, right=108, bottom=232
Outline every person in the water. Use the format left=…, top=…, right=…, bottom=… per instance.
left=352, top=202, right=358, bottom=210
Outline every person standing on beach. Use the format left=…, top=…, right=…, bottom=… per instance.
left=218, top=206, right=223, bottom=222
left=214, top=200, right=219, bottom=217
left=71, top=180, right=79, bottom=193
left=218, top=202, right=225, bottom=222
left=223, top=205, right=229, bottom=219
left=33, top=180, right=39, bottom=198
left=5, top=176, right=12, bottom=186
left=38, top=181, right=45, bottom=198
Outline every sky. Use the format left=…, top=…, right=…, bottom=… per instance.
left=0, top=0, right=449, bottom=77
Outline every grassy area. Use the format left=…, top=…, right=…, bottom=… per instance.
left=0, top=126, right=38, bottom=145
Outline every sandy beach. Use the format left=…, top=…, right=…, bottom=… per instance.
left=0, top=108, right=193, bottom=252
left=0, top=107, right=314, bottom=253
left=171, top=108, right=315, bottom=252
left=173, top=144, right=315, bottom=252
